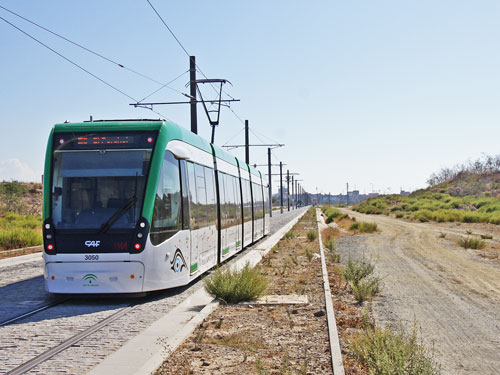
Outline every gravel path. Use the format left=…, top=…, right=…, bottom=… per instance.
left=336, top=208, right=500, bottom=375
left=0, top=208, right=307, bottom=375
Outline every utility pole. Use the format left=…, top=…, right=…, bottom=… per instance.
left=280, top=162, right=283, bottom=214
left=268, top=148, right=272, bottom=217
left=287, top=171, right=291, bottom=211
left=291, top=175, right=294, bottom=210
left=245, top=120, right=249, bottom=164
left=189, top=56, right=197, bottom=134
left=346, top=182, right=349, bottom=206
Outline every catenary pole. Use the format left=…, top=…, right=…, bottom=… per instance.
left=189, top=56, right=197, bottom=134
left=268, top=148, right=272, bottom=217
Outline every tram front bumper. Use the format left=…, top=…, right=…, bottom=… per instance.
left=44, top=261, right=145, bottom=294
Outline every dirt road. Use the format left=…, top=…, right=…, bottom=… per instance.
left=336, top=208, right=500, bottom=375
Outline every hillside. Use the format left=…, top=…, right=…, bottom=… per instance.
left=354, top=171, right=500, bottom=224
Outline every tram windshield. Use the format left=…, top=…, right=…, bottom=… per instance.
left=51, top=149, right=152, bottom=230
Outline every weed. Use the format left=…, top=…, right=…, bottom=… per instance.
left=438, top=232, right=446, bottom=238
left=306, top=229, right=317, bottom=242
left=204, top=262, right=267, bottom=303
left=352, top=277, right=381, bottom=303
left=458, top=237, right=486, bottom=250
left=327, top=251, right=341, bottom=263
left=350, top=222, right=360, bottom=230
left=349, top=222, right=378, bottom=233
left=284, top=231, right=296, bottom=240
left=350, top=325, right=440, bottom=375
left=290, top=253, right=299, bottom=266
left=480, top=234, right=493, bottom=240
left=344, top=257, right=375, bottom=287
left=324, top=238, right=336, bottom=252
left=466, top=229, right=473, bottom=235
left=305, top=248, right=314, bottom=262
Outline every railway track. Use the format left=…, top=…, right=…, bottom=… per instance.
left=0, top=298, right=69, bottom=327
left=5, top=304, right=136, bottom=375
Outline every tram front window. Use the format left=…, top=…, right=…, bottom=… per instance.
left=51, top=149, right=152, bottom=230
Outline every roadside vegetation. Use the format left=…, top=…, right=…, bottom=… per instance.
left=0, top=181, right=43, bottom=251
left=204, top=262, right=268, bottom=304
left=322, top=205, right=378, bottom=234
left=350, top=322, right=440, bottom=375
left=354, top=155, right=500, bottom=225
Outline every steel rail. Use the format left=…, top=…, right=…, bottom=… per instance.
left=0, top=298, right=70, bottom=327
left=5, top=304, right=136, bottom=375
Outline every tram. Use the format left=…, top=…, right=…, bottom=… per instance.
left=42, top=119, right=270, bottom=293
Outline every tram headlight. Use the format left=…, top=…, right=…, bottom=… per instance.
left=137, top=233, right=143, bottom=239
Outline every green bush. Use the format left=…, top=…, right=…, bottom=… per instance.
left=0, top=228, right=42, bottom=250
left=350, top=326, right=440, bottom=375
left=480, top=234, right=493, bottom=240
left=306, top=229, right=317, bottom=242
left=344, top=257, right=375, bottom=287
left=350, top=222, right=378, bottom=233
left=352, top=278, right=381, bottom=303
left=204, top=262, right=267, bottom=303
left=458, top=237, right=486, bottom=250
left=284, top=230, right=296, bottom=240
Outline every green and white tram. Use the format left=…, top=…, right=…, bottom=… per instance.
left=42, top=119, right=270, bottom=293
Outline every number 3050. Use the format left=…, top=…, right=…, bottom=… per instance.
left=84, top=255, right=99, bottom=261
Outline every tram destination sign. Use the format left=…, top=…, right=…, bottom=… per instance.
left=53, top=131, right=157, bottom=150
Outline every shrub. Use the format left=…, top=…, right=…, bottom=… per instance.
left=284, top=230, right=296, bottom=240
left=324, top=238, right=336, bottom=252
left=350, top=222, right=378, bottom=233
left=352, top=277, right=381, bottom=303
left=204, top=262, right=267, bottom=303
left=0, top=228, right=42, bottom=250
left=306, top=230, right=317, bottom=242
left=305, top=248, right=314, bottom=262
left=458, top=237, right=486, bottom=250
left=327, top=251, right=341, bottom=263
left=480, top=234, right=493, bottom=240
left=359, top=222, right=377, bottom=233
left=350, top=325, right=440, bottom=375
left=344, top=257, right=375, bottom=287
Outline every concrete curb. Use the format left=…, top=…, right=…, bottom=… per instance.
left=316, top=208, right=345, bottom=375
left=0, top=252, right=42, bottom=268
left=86, top=208, right=309, bottom=375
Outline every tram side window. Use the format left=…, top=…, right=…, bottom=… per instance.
left=264, top=184, right=269, bottom=216
left=150, top=151, right=181, bottom=245
left=253, top=182, right=264, bottom=220
left=242, top=179, right=252, bottom=223
left=195, top=164, right=207, bottom=228
left=205, top=166, right=217, bottom=227
left=222, top=173, right=236, bottom=228
left=187, top=162, right=198, bottom=229
left=234, top=175, right=242, bottom=224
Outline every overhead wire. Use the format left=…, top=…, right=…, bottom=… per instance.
left=0, top=4, right=185, bottom=94
left=138, top=70, right=189, bottom=102
left=0, top=14, right=139, bottom=102
left=145, top=0, right=241, bottom=112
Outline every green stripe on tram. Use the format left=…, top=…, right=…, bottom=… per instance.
left=190, top=262, right=198, bottom=274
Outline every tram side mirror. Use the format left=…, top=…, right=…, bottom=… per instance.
left=53, top=187, right=63, bottom=198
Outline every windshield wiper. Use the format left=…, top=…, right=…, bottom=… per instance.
left=98, top=196, right=137, bottom=234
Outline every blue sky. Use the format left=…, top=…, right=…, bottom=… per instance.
left=1, top=1, right=499, bottom=195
